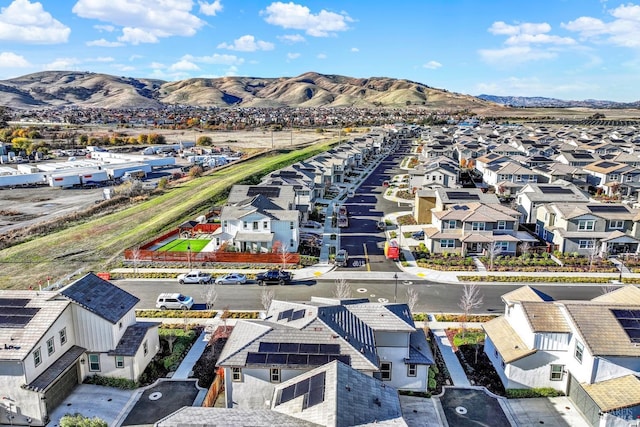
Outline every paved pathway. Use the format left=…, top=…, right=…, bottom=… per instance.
left=432, top=329, right=471, bottom=387
left=173, top=330, right=209, bottom=379
left=472, top=256, right=486, bottom=273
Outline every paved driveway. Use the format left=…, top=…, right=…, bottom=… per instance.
left=438, top=387, right=513, bottom=427
left=120, top=380, right=201, bottom=426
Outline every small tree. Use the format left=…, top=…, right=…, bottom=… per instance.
left=261, top=288, right=275, bottom=311
left=201, top=283, right=218, bottom=311
left=130, top=246, right=141, bottom=273
left=163, top=329, right=179, bottom=353
left=458, top=284, right=483, bottom=336
left=221, top=306, right=231, bottom=332
left=333, top=277, right=351, bottom=299
left=60, top=413, right=108, bottom=427
left=486, top=241, right=502, bottom=271
left=518, top=242, right=531, bottom=258
left=406, top=287, right=419, bottom=313
left=589, top=239, right=600, bottom=272
left=273, top=240, right=293, bottom=269
left=197, top=135, right=213, bottom=146
left=188, top=165, right=204, bottom=178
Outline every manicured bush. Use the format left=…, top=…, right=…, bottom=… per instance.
left=458, top=275, right=640, bottom=284
left=60, top=414, right=108, bottom=427
left=506, top=388, right=564, bottom=398
left=413, top=313, right=428, bottom=321
left=428, top=378, right=437, bottom=390
left=83, top=375, right=137, bottom=389
left=136, top=309, right=216, bottom=318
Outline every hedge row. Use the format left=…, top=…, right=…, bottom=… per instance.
left=458, top=275, right=640, bottom=284
left=506, top=388, right=564, bottom=398
left=136, top=309, right=217, bottom=318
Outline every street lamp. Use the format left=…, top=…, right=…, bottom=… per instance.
left=187, top=243, right=192, bottom=271
left=393, top=273, right=398, bottom=303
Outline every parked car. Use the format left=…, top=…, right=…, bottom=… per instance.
left=214, top=273, right=247, bottom=285
left=335, top=249, right=349, bottom=267
left=412, top=230, right=425, bottom=240
left=256, top=269, right=293, bottom=286
left=155, top=293, right=194, bottom=310
left=177, top=270, right=213, bottom=284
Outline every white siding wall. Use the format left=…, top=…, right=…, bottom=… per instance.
left=71, top=305, right=118, bottom=352
left=0, top=361, right=47, bottom=426
left=534, top=333, right=570, bottom=351
left=377, top=346, right=421, bottom=390
left=593, top=357, right=640, bottom=383
left=225, top=367, right=311, bottom=409
left=272, top=220, right=298, bottom=252
left=506, top=304, right=535, bottom=348
left=508, top=351, right=569, bottom=391
left=484, top=337, right=509, bottom=388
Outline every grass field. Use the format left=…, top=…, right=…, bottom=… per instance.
left=158, top=239, right=210, bottom=252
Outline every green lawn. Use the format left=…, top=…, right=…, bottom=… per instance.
left=158, top=239, right=210, bottom=252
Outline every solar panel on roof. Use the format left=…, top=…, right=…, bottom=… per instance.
left=291, top=309, right=305, bottom=321
left=279, top=385, right=295, bottom=404
left=612, top=309, right=640, bottom=343
left=447, top=191, right=480, bottom=200
left=287, top=353, right=308, bottom=365
left=335, top=355, right=351, bottom=365
left=279, top=342, right=299, bottom=353
left=259, top=342, right=279, bottom=353
left=540, top=186, right=572, bottom=195
left=308, top=354, right=329, bottom=365
left=247, top=186, right=281, bottom=198
left=295, top=378, right=310, bottom=396
left=571, top=152, right=593, bottom=159
left=595, top=161, right=618, bottom=168
left=588, top=205, right=629, bottom=213
left=267, top=353, right=288, bottom=364
left=305, top=387, right=324, bottom=409
left=277, top=309, right=294, bottom=321
left=0, top=298, right=29, bottom=307
left=319, top=344, right=340, bottom=354
left=0, top=306, right=40, bottom=328
left=300, top=343, right=320, bottom=354
left=246, top=353, right=267, bottom=364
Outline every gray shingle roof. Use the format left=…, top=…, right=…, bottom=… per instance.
left=108, top=321, right=160, bottom=356
left=24, top=345, right=86, bottom=392
left=59, top=273, right=139, bottom=324
left=155, top=407, right=320, bottom=426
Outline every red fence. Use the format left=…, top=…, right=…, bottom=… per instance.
left=203, top=367, right=225, bottom=407
left=123, top=249, right=300, bottom=265
left=194, top=223, right=220, bottom=233
left=139, top=229, right=180, bottom=250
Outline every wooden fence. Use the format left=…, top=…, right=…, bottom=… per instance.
left=203, top=367, right=225, bottom=407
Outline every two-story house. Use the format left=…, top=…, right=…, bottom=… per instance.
left=515, top=182, right=589, bottom=223
left=484, top=285, right=640, bottom=426
left=0, top=273, right=159, bottom=426
left=535, top=202, right=640, bottom=255
left=217, top=297, right=433, bottom=411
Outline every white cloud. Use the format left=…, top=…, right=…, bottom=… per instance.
left=72, top=0, right=205, bottom=44
left=129, top=54, right=143, bottom=61
left=169, top=59, right=200, bottom=72
left=261, top=2, right=352, bottom=37
left=86, top=38, right=124, bottom=47
left=93, top=56, right=114, bottom=62
left=45, top=57, right=81, bottom=70
left=278, top=34, right=306, bottom=43
left=489, top=21, right=551, bottom=36
left=112, top=63, right=135, bottom=72
left=217, top=35, right=274, bottom=52
left=94, top=24, right=114, bottom=32
left=287, top=52, right=300, bottom=59
left=476, top=76, right=594, bottom=97
left=182, top=53, right=244, bottom=65
left=423, top=60, right=442, bottom=69
left=0, top=52, right=30, bottom=67
left=0, top=0, right=70, bottom=44
left=563, top=4, right=640, bottom=48
left=350, top=47, right=359, bottom=52
left=479, top=45, right=558, bottom=65
left=150, top=62, right=165, bottom=69
left=317, top=53, right=327, bottom=59
left=199, top=0, right=222, bottom=16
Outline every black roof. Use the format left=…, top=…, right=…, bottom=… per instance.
left=60, top=273, right=139, bottom=324
left=109, top=322, right=159, bottom=356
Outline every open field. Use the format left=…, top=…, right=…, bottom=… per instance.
left=157, top=239, right=209, bottom=252
left=0, top=139, right=337, bottom=290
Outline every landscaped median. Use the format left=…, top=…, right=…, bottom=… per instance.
left=458, top=275, right=640, bottom=284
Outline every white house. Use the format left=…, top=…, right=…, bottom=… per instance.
left=0, top=273, right=159, bottom=426
left=484, top=285, right=640, bottom=426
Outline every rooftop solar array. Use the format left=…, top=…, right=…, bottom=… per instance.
left=446, top=191, right=480, bottom=200
left=0, top=298, right=39, bottom=329
left=277, top=371, right=326, bottom=409
left=539, top=186, right=573, bottom=195
left=611, top=309, right=640, bottom=343
left=247, top=186, right=281, bottom=198
left=588, top=205, right=629, bottom=213
left=595, top=161, right=618, bottom=169
left=571, top=152, right=594, bottom=159
left=258, top=342, right=340, bottom=354
left=246, top=352, right=350, bottom=367
left=277, top=309, right=306, bottom=322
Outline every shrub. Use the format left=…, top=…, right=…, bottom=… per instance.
left=506, top=388, right=564, bottom=398
left=60, top=414, right=108, bottom=427
left=413, top=313, right=428, bottom=321
left=83, top=375, right=137, bottom=390
left=428, top=378, right=437, bottom=390
left=428, top=368, right=436, bottom=379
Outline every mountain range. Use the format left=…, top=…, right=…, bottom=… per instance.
left=0, top=70, right=634, bottom=111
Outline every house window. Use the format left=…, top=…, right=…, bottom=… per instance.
left=143, top=340, right=148, bottom=356
left=47, top=337, right=55, bottom=356
left=496, top=241, right=509, bottom=252
left=578, top=240, right=595, bottom=250
left=243, top=221, right=248, bottom=229
left=380, top=362, right=392, bottom=381
left=232, top=367, right=243, bottom=382
left=444, top=220, right=456, bottom=229
left=253, top=221, right=259, bottom=230
left=494, top=348, right=499, bottom=358
left=290, top=222, right=294, bottom=230
left=609, top=174, right=619, bottom=181
left=407, top=364, right=417, bottom=377
left=441, top=239, right=455, bottom=248
left=119, top=321, right=123, bottom=330
left=550, top=364, right=564, bottom=381
left=471, top=222, right=486, bottom=231
left=501, top=358, right=505, bottom=369
left=497, top=221, right=506, bottom=230
left=609, top=220, right=624, bottom=230
left=574, top=341, right=584, bottom=364
left=59, top=328, right=67, bottom=345
left=223, top=221, right=227, bottom=229
left=33, top=347, right=42, bottom=367
left=270, top=368, right=280, bottom=383
left=263, top=221, right=268, bottom=229
left=88, top=354, right=100, bottom=371
left=578, top=220, right=595, bottom=231
left=115, top=356, right=125, bottom=369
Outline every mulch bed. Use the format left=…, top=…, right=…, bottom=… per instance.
left=191, top=326, right=232, bottom=389
left=456, top=344, right=505, bottom=396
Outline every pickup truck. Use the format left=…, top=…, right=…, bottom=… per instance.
left=256, top=269, right=293, bottom=286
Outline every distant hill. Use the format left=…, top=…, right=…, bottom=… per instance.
left=0, top=70, right=500, bottom=111
left=478, top=94, right=640, bottom=109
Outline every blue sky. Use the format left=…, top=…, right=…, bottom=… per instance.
left=0, top=0, right=639, bottom=101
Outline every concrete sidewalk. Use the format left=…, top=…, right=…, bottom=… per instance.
left=431, top=329, right=470, bottom=387
left=172, top=330, right=209, bottom=379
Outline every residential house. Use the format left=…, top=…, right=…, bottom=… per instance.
left=516, top=182, right=589, bottom=223
left=217, top=297, right=433, bottom=411
left=583, top=160, right=640, bottom=196
left=0, top=273, right=159, bottom=426
left=484, top=285, right=640, bottom=426
left=411, top=156, right=460, bottom=190
left=555, top=151, right=601, bottom=167
left=412, top=188, right=499, bottom=225
left=535, top=202, right=640, bottom=255
left=216, top=185, right=301, bottom=253
left=422, top=202, right=532, bottom=255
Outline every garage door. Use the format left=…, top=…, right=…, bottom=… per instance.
left=44, top=363, right=79, bottom=414
left=568, top=374, right=600, bottom=427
